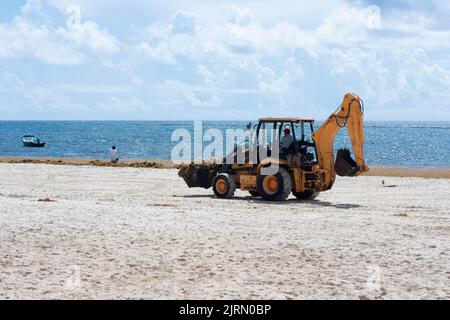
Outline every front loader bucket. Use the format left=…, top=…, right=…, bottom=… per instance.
left=178, top=163, right=217, bottom=189
left=335, top=148, right=358, bottom=177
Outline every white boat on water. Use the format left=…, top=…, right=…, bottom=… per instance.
left=22, top=135, right=46, bottom=148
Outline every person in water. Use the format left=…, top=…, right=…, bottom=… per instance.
left=110, top=146, right=119, bottom=163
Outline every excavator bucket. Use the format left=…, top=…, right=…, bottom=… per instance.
left=335, top=148, right=358, bottom=177
left=178, top=163, right=218, bottom=189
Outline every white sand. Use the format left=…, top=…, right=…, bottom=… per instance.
left=0, top=163, right=449, bottom=300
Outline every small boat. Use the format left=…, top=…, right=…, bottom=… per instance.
left=22, top=135, right=46, bottom=148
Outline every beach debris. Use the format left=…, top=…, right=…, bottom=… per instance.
left=38, top=198, right=56, bottom=202
left=148, top=203, right=176, bottom=207
left=382, top=180, right=398, bottom=188
left=393, top=213, right=408, bottom=217
left=88, top=160, right=162, bottom=168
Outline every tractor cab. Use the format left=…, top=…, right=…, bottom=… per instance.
left=255, top=118, right=318, bottom=168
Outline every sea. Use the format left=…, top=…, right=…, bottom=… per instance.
left=0, top=121, right=449, bottom=168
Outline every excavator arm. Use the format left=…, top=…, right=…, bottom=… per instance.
left=312, top=93, right=369, bottom=190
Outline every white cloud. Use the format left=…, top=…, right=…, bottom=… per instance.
left=0, top=17, right=86, bottom=65
left=24, top=88, right=89, bottom=112
left=0, top=1, right=121, bottom=65
left=97, top=96, right=145, bottom=112
left=20, top=0, right=44, bottom=16
left=55, top=22, right=121, bottom=54
left=135, top=41, right=177, bottom=65
left=223, top=5, right=256, bottom=26
left=0, top=73, right=89, bottom=114
left=0, top=72, right=25, bottom=92
left=0, top=72, right=99, bottom=116
left=171, top=11, right=197, bottom=34
left=315, top=5, right=369, bottom=46
left=48, top=83, right=130, bottom=93
left=164, top=79, right=221, bottom=108
left=2, top=1, right=450, bottom=119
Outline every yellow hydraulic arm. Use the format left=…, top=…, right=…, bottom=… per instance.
left=312, top=93, right=369, bottom=190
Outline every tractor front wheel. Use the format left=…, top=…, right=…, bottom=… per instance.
left=213, top=174, right=236, bottom=199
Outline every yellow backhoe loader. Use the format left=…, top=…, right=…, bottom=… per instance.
left=178, top=92, right=369, bottom=201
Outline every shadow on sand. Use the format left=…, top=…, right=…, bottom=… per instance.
left=175, top=194, right=361, bottom=209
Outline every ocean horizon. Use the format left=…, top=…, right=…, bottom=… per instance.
left=1, top=120, right=450, bottom=168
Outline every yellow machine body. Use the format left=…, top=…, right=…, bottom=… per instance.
left=179, top=93, right=369, bottom=201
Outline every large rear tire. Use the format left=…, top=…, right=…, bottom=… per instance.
left=257, top=167, right=292, bottom=201
left=213, top=174, right=236, bottom=199
left=292, top=191, right=319, bottom=200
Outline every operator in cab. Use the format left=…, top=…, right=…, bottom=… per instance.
left=280, top=127, right=294, bottom=152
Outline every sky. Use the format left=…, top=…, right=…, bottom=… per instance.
left=1, top=0, right=450, bottom=120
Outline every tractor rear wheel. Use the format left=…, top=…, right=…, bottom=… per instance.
left=213, top=174, right=236, bottom=199
left=292, top=191, right=319, bottom=200
left=257, top=167, right=292, bottom=201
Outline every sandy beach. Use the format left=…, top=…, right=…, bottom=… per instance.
left=0, top=162, right=449, bottom=299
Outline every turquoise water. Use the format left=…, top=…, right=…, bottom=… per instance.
left=0, top=121, right=449, bottom=167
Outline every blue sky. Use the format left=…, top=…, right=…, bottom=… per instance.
left=1, top=0, right=450, bottom=120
